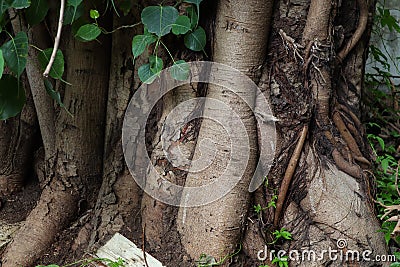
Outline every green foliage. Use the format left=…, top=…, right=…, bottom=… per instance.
left=131, top=1, right=207, bottom=84
left=364, top=3, right=400, bottom=265
left=254, top=203, right=263, bottom=214
left=376, top=6, right=400, bottom=33
left=170, top=60, right=190, bottom=81
left=138, top=63, right=158, bottom=84
left=89, top=9, right=99, bottom=19
left=1, top=31, right=28, bottom=78
left=184, top=26, right=206, bottom=52
left=25, top=0, right=49, bottom=25
left=267, top=194, right=278, bottom=209
left=0, top=0, right=206, bottom=116
left=11, top=0, right=31, bottom=9
left=38, top=48, right=64, bottom=79
left=0, top=74, right=26, bottom=120
left=172, top=15, right=191, bottom=35
left=64, top=0, right=84, bottom=25
left=271, top=256, right=289, bottom=267
left=131, top=32, right=157, bottom=59
left=141, top=5, right=179, bottom=37
left=272, top=228, right=292, bottom=241
left=75, top=23, right=101, bottom=42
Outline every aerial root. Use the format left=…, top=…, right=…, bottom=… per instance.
left=274, top=125, right=308, bottom=226
left=332, top=111, right=370, bottom=166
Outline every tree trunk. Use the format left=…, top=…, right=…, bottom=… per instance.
left=1, top=7, right=111, bottom=266
left=0, top=0, right=392, bottom=266
left=255, top=0, right=387, bottom=266
left=177, top=0, right=274, bottom=261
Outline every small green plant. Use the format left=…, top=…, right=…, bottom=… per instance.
left=364, top=2, right=400, bottom=266
left=35, top=257, right=125, bottom=267
left=271, top=256, right=289, bottom=267
left=272, top=228, right=292, bottom=242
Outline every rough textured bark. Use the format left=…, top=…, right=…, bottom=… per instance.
left=0, top=78, right=38, bottom=195
left=87, top=12, right=143, bottom=252
left=260, top=0, right=387, bottom=266
left=141, top=83, right=198, bottom=265
left=0, top=14, right=40, bottom=196
left=1, top=8, right=111, bottom=265
left=177, top=0, right=274, bottom=261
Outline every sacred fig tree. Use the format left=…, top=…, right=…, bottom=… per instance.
left=0, top=0, right=391, bottom=266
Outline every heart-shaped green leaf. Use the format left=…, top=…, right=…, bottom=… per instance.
left=75, top=24, right=101, bottom=42
left=67, top=0, right=81, bottom=6
left=138, top=63, right=158, bottom=84
left=25, top=0, right=48, bottom=25
left=90, top=9, right=99, bottom=19
left=169, top=60, right=190, bottom=81
left=1, top=31, right=28, bottom=78
left=131, top=33, right=157, bottom=59
left=0, top=49, right=4, bottom=79
left=38, top=48, right=64, bottom=79
left=172, top=15, right=191, bottom=35
left=149, top=55, right=163, bottom=74
left=183, top=0, right=203, bottom=5
left=186, top=6, right=198, bottom=29
left=141, top=6, right=179, bottom=37
left=184, top=26, right=206, bottom=52
left=0, top=74, right=26, bottom=120
left=11, top=0, right=31, bottom=9
left=184, top=0, right=202, bottom=27
left=63, top=4, right=83, bottom=25
left=0, top=1, right=10, bottom=17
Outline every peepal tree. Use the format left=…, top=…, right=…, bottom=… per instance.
left=0, top=0, right=389, bottom=266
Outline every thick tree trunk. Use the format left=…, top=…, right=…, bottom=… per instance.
left=256, top=0, right=387, bottom=266
left=1, top=9, right=111, bottom=265
left=0, top=0, right=391, bottom=266
left=86, top=12, right=143, bottom=252
left=0, top=15, right=40, bottom=196
left=177, top=0, right=274, bottom=261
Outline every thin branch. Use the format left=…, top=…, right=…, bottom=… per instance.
left=337, top=0, right=368, bottom=62
left=273, top=125, right=308, bottom=226
left=43, top=0, right=65, bottom=77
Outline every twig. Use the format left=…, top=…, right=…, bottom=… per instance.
left=142, top=224, right=149, bottom=267
left=336, top=0, right=368, bottom=62
left=273, top=125, right=308, bottom=226
left=43, top=0, right=65, bottom=77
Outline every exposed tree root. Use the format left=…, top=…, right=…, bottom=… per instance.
left=2, top=6, right=111, bottom=264
left=332, top=111, right=370, bottom=165
left=1, top=182, right=78, bottom=267
left=274, top=125, right=308, bottom=226
left=332, top=149, right=363, bottom=179
left=336, top=0, right=368, bottom=62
